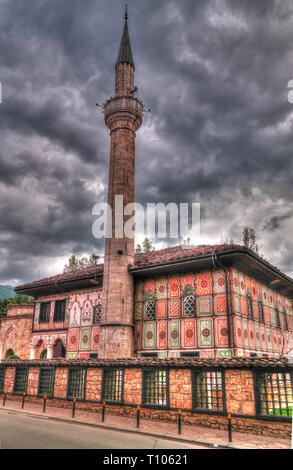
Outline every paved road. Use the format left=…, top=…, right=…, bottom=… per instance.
left=0, top=409, right=207, bottom=449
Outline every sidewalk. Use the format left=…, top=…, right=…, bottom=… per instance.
left=0, top=398, right=290, bottom=449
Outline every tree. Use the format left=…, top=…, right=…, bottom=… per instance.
left=0, top=295, right=33, bottom=318
left=63, top=254, right=99, bottom=273
left=135, top=238, right=155, bottom=254
left=143, top=237, right=155, bottom=253
left=242, top=227, right=259, bottom=254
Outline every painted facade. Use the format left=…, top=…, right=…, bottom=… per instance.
left=30, top=287, right=102, bottom=360
left=134, top=268, right=293, bottom=359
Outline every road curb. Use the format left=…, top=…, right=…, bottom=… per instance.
left=0, top=405, right=239, bottom=449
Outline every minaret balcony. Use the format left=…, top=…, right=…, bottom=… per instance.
left=104, top=96, right=143, bottom=131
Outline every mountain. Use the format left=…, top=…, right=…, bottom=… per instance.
left=0, top=285, right=16, bottom=299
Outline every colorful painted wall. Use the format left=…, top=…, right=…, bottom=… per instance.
left=134, top=268, right=293, bottom=358
left=230, top=268, right=293, bottom=357
left=32, top=287, right=102, bottom=359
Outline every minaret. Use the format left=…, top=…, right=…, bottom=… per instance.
left=99, top=7, right=143, bottom=358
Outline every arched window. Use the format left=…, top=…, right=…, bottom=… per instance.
left=275, top=307, right=281, bottom=328
left=40, top=349, right=47, bottom=359
left=5, top=349, right=14, bottom=359
left=247, top=294, right=253, bottom=320
left=258, top=297, right=264, bottom=322
left=183, top=295, right=195, bottom=317
left=282, top=308, right=288, bottom=330
left=94, top=304, right=102, bottom=325
left=144, top=299, right=155, bottom=320
left=53, top=339, right=66, bottom=358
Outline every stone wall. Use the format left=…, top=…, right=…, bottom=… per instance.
left=0, top=304, right=34, bottom=360
left=1, top=363, right=291, bottom=439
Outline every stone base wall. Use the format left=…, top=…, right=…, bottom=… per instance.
left=1, top=363, right=291, bottom=440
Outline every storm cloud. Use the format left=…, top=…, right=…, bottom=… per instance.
left=0, top=0, right=293, bottom=285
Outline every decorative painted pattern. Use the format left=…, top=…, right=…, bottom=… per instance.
left=143, top=322, right=156, bottom=349
left=182, top=319, right=196, bottom=348
left=168, top=320, right=180, bottom=348
left=198, top=319, right=214, bottom=348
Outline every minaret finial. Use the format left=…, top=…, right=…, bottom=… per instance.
left=125, top=4, right=128, bottom=21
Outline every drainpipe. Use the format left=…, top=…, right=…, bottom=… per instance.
left=212, top=250, right=235, bottom=355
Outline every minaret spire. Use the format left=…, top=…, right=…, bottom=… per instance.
left=116, top=5, right=134, bottom=68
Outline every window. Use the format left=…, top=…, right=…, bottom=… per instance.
left=181, top=351, right=200, bottom=357
left=283, top=309, right=288, bottom=330
left=183, top=295, right=195, bottom=318
left=192, top=370, right=225, bottom=412
left=144, top=299, right=155, bottom=321
left=40, top=349, right=47, bottom=359
left=94, top=304, right=102, bottom=325
left=255, top=372, right=293, bottom=418
left=54, top=300, right=66, bottom=322
left=141, top=352, right=158, bottom=358
left=258, top=298, right=264, bottom=323
left=39, top=302, right=51, bottom=323
left=67, top=368, right=86, bottom=400
left=0, top=367, right=5, bottom=393
left=275, top=309, right=281, bottom=328
left=143, top=369, right=169, bottom=407
left=38, top=367, right=55, bottom=397
left=14, top=367, right=29, bottom=394
left=102, top=368, right=124, bottom=403
left=89, top=353, right=98, bottom=359
left=247, top=295, right=253, bottom=320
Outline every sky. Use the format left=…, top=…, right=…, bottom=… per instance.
left=0, top=0, right=293, bottom=286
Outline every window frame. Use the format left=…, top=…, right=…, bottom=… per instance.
left=101, top=367, right=124, bottom=404
left=39, top=302, right=51, bottom=324
left=247, top=294, right=254, bottom=320
left=144, top=298, right=156, bottom=321
left=94, top=304, right=102, bottom=325
left=142, top=367, right=169, bottom=409
left=13, top=366, right=29, bottom=395
left=38, top=366, right=56, bottom=398
left=0, top=366, right=6, bottom=393
left=66, top=367, right=87, bottom=401
left=191, top=368, right=226, bottom=414
left=258, top=298, right=264, bottom=323
left=253, top=370, right=293, bottom=421
left=282, top=308, right=288, bottom=330
left=275, top=308, right=281, bottom=328
left=183, top=294, right=196, bottom=318
left=53, top=299, right=66, bottom=323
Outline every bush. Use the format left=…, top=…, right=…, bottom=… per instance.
left=7, top=354, right=21, bottom=360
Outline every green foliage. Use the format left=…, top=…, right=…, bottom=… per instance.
left=63, top=254, right=99, bottom=273
left=0, top=295, right=33, bottom=318
left=6, top=354, right=21, bottom=360
left=135, top=238, right=155, bottom=254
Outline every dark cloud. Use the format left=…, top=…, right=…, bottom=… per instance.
left=0, top=0, right=293, bottom=284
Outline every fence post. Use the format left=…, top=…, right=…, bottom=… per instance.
left=102, top=402, right=106, bottom=422
left=227, top=413, right=232, bottom=442
left=72, top=398, right=76, bottom=418
left=3, top=393, right=7, bottom=407
left=43, top=395, right=47, bottom=413
left=178, top=409, right=182, bottom=435
left=22, top=392, right=26, bottom=409
left=136, top=405, right=140, bottom=428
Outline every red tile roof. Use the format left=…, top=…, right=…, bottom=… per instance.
left=15, top=243, right=293, bottom=292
